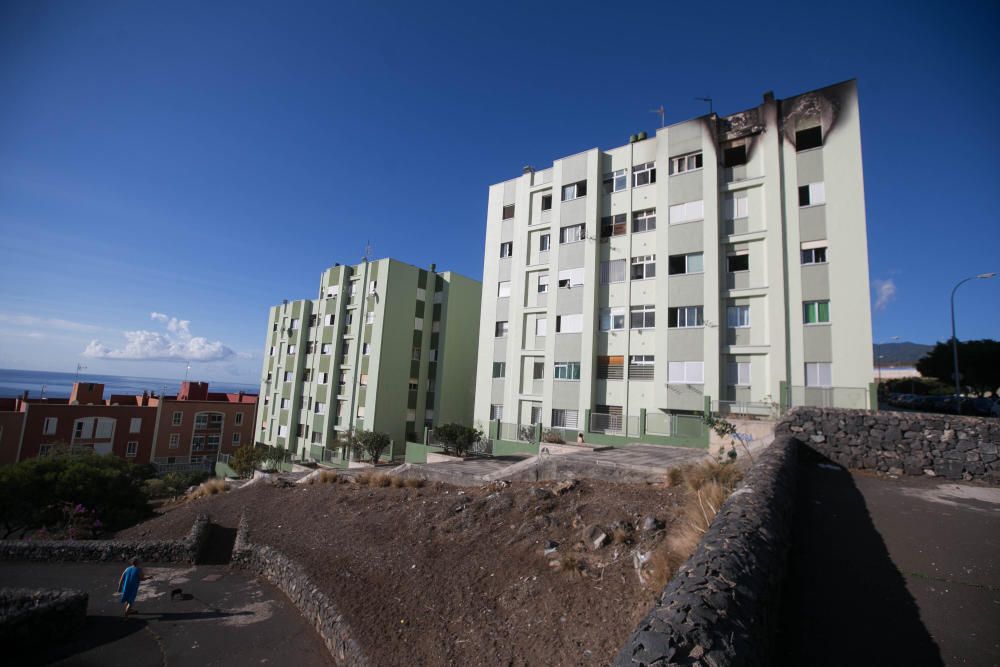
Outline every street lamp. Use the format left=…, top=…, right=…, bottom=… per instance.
left=876, top=336, right=900, bottom=389
left=950, top=273, right=997, bottom=413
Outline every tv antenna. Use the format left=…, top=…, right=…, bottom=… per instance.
left=650, top=105, right=665, bottom=128
left=695, top=96, right=714, bottom=114
left=75, top=363, right=87, bottom=380
left=363, top=240, right=372, bottom=262
left=184, top=363, right=191, bottom=382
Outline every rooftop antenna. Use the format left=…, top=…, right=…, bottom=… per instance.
left=363, top=240, right=372, bottom=263
left=75, top=363, right=87, bottom=381
left=184, top=363, right=191, bottom=382
left=695, top=96, right=714, bottom=114
left=650, top=105, right=665, bottom=128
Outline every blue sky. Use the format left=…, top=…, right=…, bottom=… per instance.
left=1, top=0, right=998, bottom=384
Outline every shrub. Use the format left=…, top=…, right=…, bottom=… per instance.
left=353, top=428, right=392, bottom=464
left=434, top=423, right=483, bottom=457
left=188, top=479, right=228, bottom=500
left=541, top=430, right=566, bottom=444
left=231, top=443, right=268, bottom=478
left=0, top=451, right=152, bottom=537
left=403, top=478, right=424, bottom=489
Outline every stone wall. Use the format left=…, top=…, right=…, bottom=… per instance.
left=777, top=407, right=1000, bottom=482
left=0, top=587, right=88, bottom=646
left=0, top=514, right=210, bottom=563
left=613, top=436, right=799, bottom=666
left=231, top=515, right=368, bottom=666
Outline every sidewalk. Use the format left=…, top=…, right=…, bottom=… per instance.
left=779, top=448, right=1000, bottom=666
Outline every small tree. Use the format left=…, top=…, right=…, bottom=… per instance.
left=703, top=415, right=753, bottom=464
left=355, top=428, right=391, bottom=464
left=230, top=443, right=268, bottom=478
left=265, top=444, right=287, bottom=471
left=434, top=423, right=483, bottom=457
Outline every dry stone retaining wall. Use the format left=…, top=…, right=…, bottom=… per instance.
left=231, top=515, right=368, bottom=666
left=777, top=407, right=1000, bottom=482
left=613, top=436, right=799, bottom=666
left=0, top=514, right=210, bottom=563
left=0, top=588, right=88, bottom=647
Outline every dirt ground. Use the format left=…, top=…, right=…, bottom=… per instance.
left=117, top=477, right=687, bottom=666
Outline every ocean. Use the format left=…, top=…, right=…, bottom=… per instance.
left=0, top=368, right=259, bottom=399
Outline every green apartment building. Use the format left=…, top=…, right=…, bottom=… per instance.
left=255, top=258, right=481, bottom=460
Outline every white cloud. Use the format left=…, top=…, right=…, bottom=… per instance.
left=0, top=313, right=102, bottom=333
left=84, top=312, right=234, bottom=362
left=873, top=279, right=896, bottom=312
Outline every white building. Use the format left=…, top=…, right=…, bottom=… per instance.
left=474, top=80, right=873, bottom=443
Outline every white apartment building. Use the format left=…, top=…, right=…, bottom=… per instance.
left=473, top=80, right=873, bottom=442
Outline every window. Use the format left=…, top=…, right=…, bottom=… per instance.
left=670, top=152, right=703, bottom=175
left=727, top=253, right=750, bottom=272
left=500, top=241, right=513, bottom=258
left=559, top=224, right=585, bottom=244
left=492, top=362, right=506, bottom=378
left=798, top=182, right=826, bottom=207
left=597, top=355, right=624, bottom=380
left=359, top=373, right=368, bottom=387
left=530, top=406, right=543, bottom=424
left=600, top=214, right=627, bottom=239
left=727, top=305, right=750, bottom=328
left=806, top=362, right=833, bottom=387
left=541, top=194, right=552, bottom=211
left=278, top=425, right=288, bottom=438
left=325, top=314, right=335, bottom=326
left=288, top=344, right=297, bottom=355
left=551, top=409, right=579, bottom=429
left=537, top=274, right=549, bottom=293
left=632, top=208, right=656, bottom=233
left=629, top=355, right=655, bottom=380
left=801, top=244, right=828, bottom=264
left=362, top=342, right=371, bottom=355
left=315, top=402, right=327, bottom=414
left=804, top=300, right=831, bottom=324
left=603, top=168, right=627, bottom=194
left=349, top=282, right=358, bottom=297
left=412, top=346, right=421, bottom=360
left=553, top=362, right=581, bottom=380
left=311, top=432, right=323, bottom=444
left=195, top=413, right=209, bottom=428
left=630, top=305, right=655, bottom=329
left=535, top=318, right=548, bottom=336
left=502, top=204, right=515, bottom=220
left=723, top=144, right=747, bottom=168
left=280, top=398, right=291, bottom=409
left=631, top=255, right=656, bottom=280
left=321, top=343, right=332, bottom=354
left=600, top=259, right=626, bottom=284
left=668, top=252, right=704, bottom=275
left=495, top=321, right=508, bottom=337
left=325, top=285, right=339, bottom=299
left=555, top=314, right=583, bottom=333
left=233, top=432, right=241, bottom=444
left=269, top=346, right=275, bottom=356
left=129, top=418, right=141, bottom=433
left=533, top=361, right=544, bottom=379
left=318, top=372, right=329, bottom=384
left=497, top=281, right=511, bottom=298
left=599, top=307, right=626, bottom=331
left=305, top=342, right=315, bottom=355
left=283, top=371, right=292, bottom=381
left=796, top=126, right=823, bottom=151
left=366, top=311, right=375, bottom=324
left=558, top=268, right=584, bottom=288
left=43, top=417, right=57, bottom=435
left=126, top=441, right=138, bottom=457
left=408, top=380, right=418, bottom=393
left=728, top=362, right=751, bottom=386
left=668, top=361, right=704, bottom=384
left=289, top=318, right=300, bottom=330
left=539, top=233, right=551, bottom=252
left=632, top=162, right=656, bottom=187
left=723, top=193, right=749, bottom=220
left=668, top=306, right=704, bottom=328
left=356, top=405, right=365, bottom=418
left=669, top=200, right=704, bottom=224
left=490, top=404, right=504, bottom=420
left=169, top=433, right=180, bottom=449
left=561, top=180, right=587, bottom=201
left=235, top=412, right=244, bottom=425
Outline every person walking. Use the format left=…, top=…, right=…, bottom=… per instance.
left=117, top=557, right=145, bottom=617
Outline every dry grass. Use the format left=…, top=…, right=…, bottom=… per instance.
left=551, top=553, right=585, bottom=578
left=308, top=470, right=339, bottom=485
left=644, top=461, right=744, bottom=589
left=187, top=478, right=227, bottom=500
left=403, top=477, right=424, bottom=488
left=390, top=475, right=405, bottom=488
left=611, top=526, right=633, bottom=545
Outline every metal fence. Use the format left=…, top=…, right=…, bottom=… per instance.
left=644, top=412, right=706, bottom=438
left=151, top=457, right=215, bottom=476
left=590, top=412, right=623, bottom=434
left=712, top=400, right=780, bottom=419
left=789, top=386, right=869, bottom=410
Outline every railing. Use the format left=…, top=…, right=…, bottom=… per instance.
left=590, top=412, right=623, bottom=434
left=597, top=365, right=624, bottom=380
left=499, top=422, right=520, bottom=441
left=644, top=412, right=706, bottom=438
left=712, top=400, right=779, bottom=419
left=151, top=457, right=215, bottom=475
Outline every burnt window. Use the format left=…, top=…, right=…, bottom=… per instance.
left=795, top=126, right=823, bottom=151
left=727, top=254, right=750, bottom=272
left=541, top=194, right=552, bottom=211
left=723, top=145, right=747, bottom=168
left=502, top=204, right=515, bottom=220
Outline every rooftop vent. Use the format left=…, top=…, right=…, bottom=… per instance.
left=522, top=165, right=535, bottom=174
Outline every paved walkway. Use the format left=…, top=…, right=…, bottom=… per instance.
left=550, top=443, right=708, bottom=472
left=2, top=562, right=331, bottom=666
left=779, top=448, right=1000, bottom=666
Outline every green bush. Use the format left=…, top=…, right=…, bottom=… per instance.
left=434, top=423, right=483, bottom=457
left=0, top=452, right=153, bottom=538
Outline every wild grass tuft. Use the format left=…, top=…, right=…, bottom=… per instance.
left=187, top=478, right=227, bottom=500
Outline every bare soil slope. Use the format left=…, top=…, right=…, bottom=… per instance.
left=119, top=478, right=684, bottom=666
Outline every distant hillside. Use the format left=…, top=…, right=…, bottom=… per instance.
left=873, top=341, right=934, bottom=367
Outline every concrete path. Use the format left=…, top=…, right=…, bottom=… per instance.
left=2, top=562, right=331, bottom=666
left=779, top=448, right=1000, bottom=666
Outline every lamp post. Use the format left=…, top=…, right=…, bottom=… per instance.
left=950, top=273, right=997, bottom=413
left=876, top=335, right=900, bottom=389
